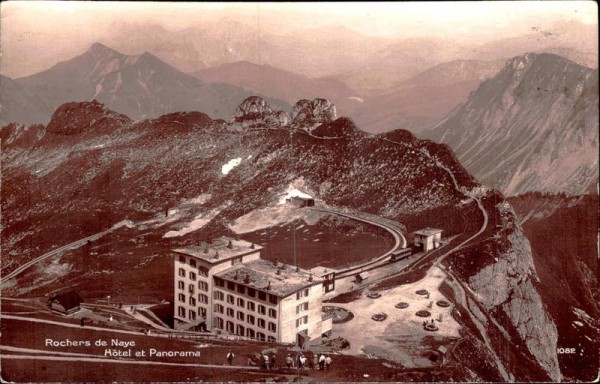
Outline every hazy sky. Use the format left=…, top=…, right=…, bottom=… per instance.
left=1, top=1, right=597, bottom=78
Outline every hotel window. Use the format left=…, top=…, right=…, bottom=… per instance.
left=258, top=291, right=267, bottom=301
left=257, top=332, right=266, bottom=341
left=189, top=310, right=196, bottom=320
left=227, top=294, right=234, bottom=304
left=214, top=291, right=224, bottom=301
left=231, top=257, right=242, bottom=266
left=214, top=317, right=223, bottom=328
left=268, top=336, right=276, bottom=343
left=178, top=281, right=184, bottom=290
left=190, top=271, right=197, bottom=281
left=199, top=267, right=208, bottom=277
left=269, top=295, right=278, bottom=305
left=190, top=259, right=196, bottom=267
left=247, top=301, right=255, bottom=311
left=199, top=294, right=208, bottom=304
left=237, top=298, right=245, bottom=308
left=296, top=315, right=308, bottom=327
left=247, top=315, right=255, bottom=325
left=178, top=268, right=186, bottom=277
left=179, top=256, right=186, bottom=263
left=269, top=308, right=277, bottom=318
left=189, top=297, right=196, bottom=306
left=268, top=322, right=276, bottom=332
left=247, top=288, right=256, bottom=298
left=214, top=304, right=224, bottom=314
left=178, top=293, right=186, bottom=303
left=214, top=277, right=224, bottom=287
left=237, top=311, right=245, bottom=321
left=296, top=302, right=309, bottom=314
left=258, top=305, right=266, bottom=315
left=227, top=281, right=235, bottom=290
left=178, top=306, right=186, bottom=317
left=199, top=307, right=207, bottom=317
left=258, top=318, right=266, bottom=329
left=296, top=288, right=309, bottom=300
left=237, top=284, right=245, bottom=294
left=188, top=284, right=195, bottom=294
left=227, top=308, right=235, bottom=318
left=199, top=281, right=209, bottom=292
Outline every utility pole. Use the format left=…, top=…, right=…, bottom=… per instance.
left=290, top=124, right=297, bottom=269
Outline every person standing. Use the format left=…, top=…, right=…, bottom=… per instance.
left=300, top=354, right=307, bottom=369
left=264, top=353, right=270, bottom=370
left=313, top=353, right=319, bottom=370
left=226, top=350, right=235, bottom=365
left=325, top=355, right=332, bottom=370
left=271, top=352, right=276, bottom=369
left=286, top=353, right=293, bottom=369
left=319, top=354, right=326, bottom=370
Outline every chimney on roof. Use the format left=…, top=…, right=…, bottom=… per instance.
left=296, top=265, right=300, bottom=272
left=308, top=274, right=313, bottom=282
left=203, top=245, right=209, bottom=254
left=273, top=258, right=279, bottom=267
left=234, top=271, right=239, bottom=280
left=266, top=281, right=271, bottom=291
left=244, top=274, right=251, bottom=284
left=276, top=268, right=281, bottom=275
left=250, top=243, right=255, bottom=249
left=214, top=251, right=219, bottom=260
left=227, top=240, right=233, bottom=249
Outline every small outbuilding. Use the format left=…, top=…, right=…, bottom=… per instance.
left=49, top=290, right=83, bottom=315
left=287, top=196, right=315, bottom=207
left=413, top=228, right=443, bottom=252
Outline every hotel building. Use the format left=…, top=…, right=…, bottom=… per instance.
left=173, top=237, right=333, bottom=345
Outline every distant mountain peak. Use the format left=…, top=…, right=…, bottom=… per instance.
left=426, top=52, right=598, bottom=196
left=86, top=42, right=122, bottom=57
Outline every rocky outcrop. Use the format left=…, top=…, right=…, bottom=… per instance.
left=46, top=100, right=131, bottom=136
left=231, top=96, right=288, bottom=130
left=291, top=98, right=337, bottom=129
left=468, top=201, right=561, bottom=381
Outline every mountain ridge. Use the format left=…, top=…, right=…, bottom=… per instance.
left=423, top=52, right=599, bottom=196
left=2, top=43, right=290, bottom=126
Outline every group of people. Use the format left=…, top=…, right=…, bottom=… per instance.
left=258, top=351, right=277, bottom=370
left=230, top=350, right=333, bottom=371
left=285, top=352, right=332, bottom=371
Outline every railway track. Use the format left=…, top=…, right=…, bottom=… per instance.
left=307, top=207, right=408, bottom=279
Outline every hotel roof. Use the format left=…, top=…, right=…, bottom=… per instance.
left=173, top=237, right=263, bottom=264
left=215, top=259, right=322, bottom=298
left=309, top=266, right=337, bottom=277
left=414, top=228, right=443, bottom=236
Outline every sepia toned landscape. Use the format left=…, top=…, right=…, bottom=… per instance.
left=0, top=2, right=598, bottom=382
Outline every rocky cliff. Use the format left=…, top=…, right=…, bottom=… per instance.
left=445, top=195, right=561, bottom=381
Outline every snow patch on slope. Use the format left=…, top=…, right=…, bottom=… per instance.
left=222, top=157, right=242, bottom=175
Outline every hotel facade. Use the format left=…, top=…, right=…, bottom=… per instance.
left=173, top=237, right=333, bottom=345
